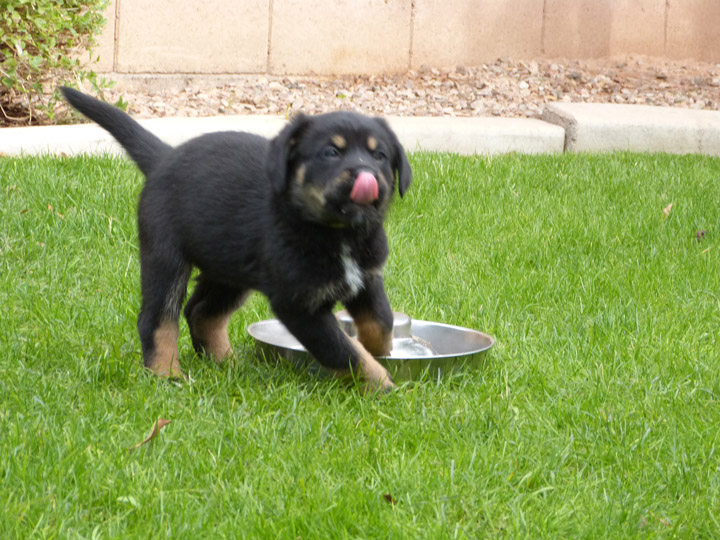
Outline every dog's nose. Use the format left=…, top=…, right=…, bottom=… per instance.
left=350, top=172, right=379, bottom=205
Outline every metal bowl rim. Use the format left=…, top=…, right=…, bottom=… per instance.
left=247, top=318, right=495, bottom=361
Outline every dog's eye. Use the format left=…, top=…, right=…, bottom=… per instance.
left=322, top=146, right=341, bottom=159
left=372, top=150, right=387, bottom=161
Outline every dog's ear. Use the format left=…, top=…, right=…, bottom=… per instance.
left=266, top=113, right=309, bottom=192
left=374, top=118, right=412, bottom=197
left=393, top=142, right=412, bottom=198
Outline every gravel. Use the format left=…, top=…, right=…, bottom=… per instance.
left=97, top=56, right=720, bottom=121
left=2, top=55, right=716, bottom=126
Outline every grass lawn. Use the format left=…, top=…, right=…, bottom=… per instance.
left=1, top=151, right=719, bottom=538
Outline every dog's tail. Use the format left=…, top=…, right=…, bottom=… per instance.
left=60, top=87, right=171, bottom=176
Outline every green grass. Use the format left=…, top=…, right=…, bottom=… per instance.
left=1, top=151, right=719, bottom=538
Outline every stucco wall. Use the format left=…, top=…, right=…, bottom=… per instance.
left=87, top=0, right=720, bottom=76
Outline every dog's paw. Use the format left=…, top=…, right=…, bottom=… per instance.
left=188, top=313, right=234, bottom=363
left=350, top=338, right=396, bottom=393
left=146, top=364, right=187, bottom=381
left=364, top=337, right=392, bottom=358
left=362, top=373, right=396, bottom=395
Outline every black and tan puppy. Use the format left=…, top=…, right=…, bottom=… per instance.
left=60, top=87, right=411, bottom=392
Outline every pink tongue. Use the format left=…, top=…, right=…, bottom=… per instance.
left=350, top=172, right=379, bottom=205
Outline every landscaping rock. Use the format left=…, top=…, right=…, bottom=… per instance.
left=12, top=55, right=720, bottom=126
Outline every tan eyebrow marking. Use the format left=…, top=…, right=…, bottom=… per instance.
left=331, top=135, right=347, bottom=149
left=367, top=136, right=378, bottom=151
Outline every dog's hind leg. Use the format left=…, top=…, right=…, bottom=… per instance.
left=137, top=260, right=191, bottom=378
left=184, top=274, right=249, bottom=363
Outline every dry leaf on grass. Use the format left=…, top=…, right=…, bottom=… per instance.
left=382, top=493, right=396, bottom=506
left=663, top=203, right=673, bottom=218
left=129, top=418, right=171, bottom=451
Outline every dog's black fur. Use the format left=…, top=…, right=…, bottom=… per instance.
left=60, top=87, right=411, bottom=391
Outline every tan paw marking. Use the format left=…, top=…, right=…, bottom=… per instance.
left=190, top=312, right=234, bottom=363
left=353, top=313, right=392, bottom=357
left=146, top=321, right=184, bottom=379
left=350, top=337, right=395, bottom=393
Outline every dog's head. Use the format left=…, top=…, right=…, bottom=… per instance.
left=265, top=111, right=412, bottom=229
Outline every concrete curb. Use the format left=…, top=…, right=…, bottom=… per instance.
left=0, top=116, right=287, bottom=157
left=1, top=104, right=720, bottom=157
left=0, top=114, right=565, bottom=157
left=387, top=116, right=565, bottom=155
left=543, top=103, right=720, bottom=155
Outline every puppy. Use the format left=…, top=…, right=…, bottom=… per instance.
left=60, top=87, right=411, bottom=392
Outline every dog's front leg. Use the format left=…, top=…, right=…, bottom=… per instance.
left=272, top=306, right=395, bottom=392
left=343, top=273, right=394, bottom=357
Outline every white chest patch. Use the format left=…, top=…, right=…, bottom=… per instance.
left=305, top=244, right=366, bottom=312
left=341, top=244, right=364, bottom=297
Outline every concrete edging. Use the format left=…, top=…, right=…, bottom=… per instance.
left=543, top=102, right=720, bottom=155
left=0, top=115, right=566, bottom=157
left=2, top=104, right=720, bottom=157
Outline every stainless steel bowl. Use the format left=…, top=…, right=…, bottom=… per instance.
left=247, top=311, right=494, bottom=381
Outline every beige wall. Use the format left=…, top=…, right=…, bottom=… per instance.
left=87, top=0, right=720, bottom=75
